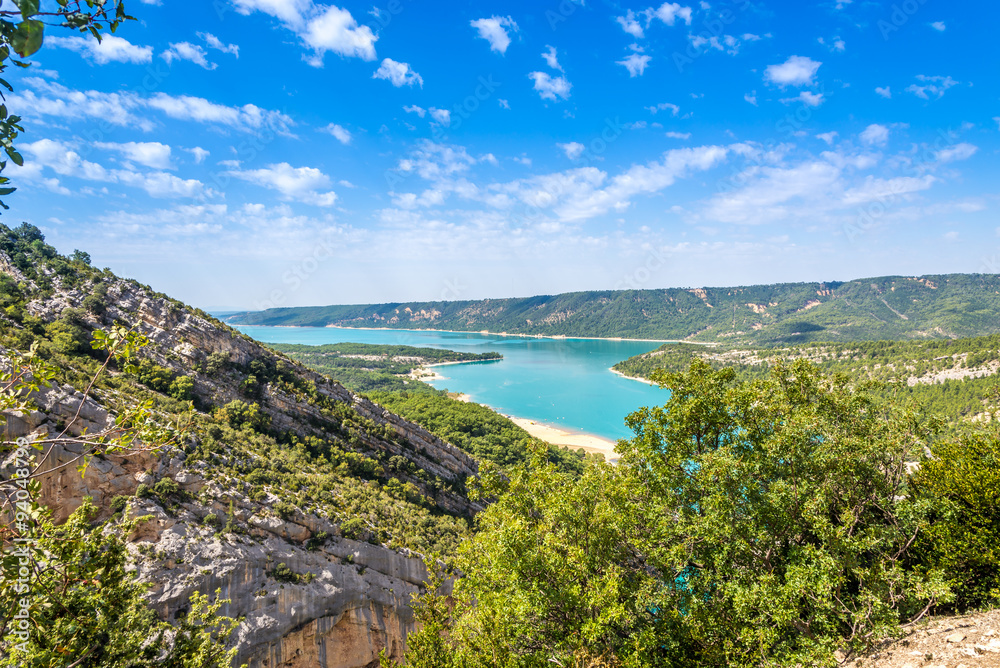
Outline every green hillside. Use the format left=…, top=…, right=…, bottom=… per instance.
left=613, top=336, right=1000, bottom=430
left=228, top=274, right=1000, bottom=345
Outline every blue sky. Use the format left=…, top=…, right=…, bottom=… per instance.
left=8, top=0, right=1000, bottom=309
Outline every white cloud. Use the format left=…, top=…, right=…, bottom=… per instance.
left=764, top=55, right=822, bottom=87
left=665, top=131, right=691, bottom=139
left=13, top=78, right=294, bottom=135
left=780, top=91, right=824, bottom=106
left=499, top=99, right=511, bottom=110
left=875, top=86, right=892, bottom=99
left=46, top=35, right=153, bottom=65
left=935, top=142, right=978, bottom=163
left=19, top=138, right=212, bottom=199
left=373, top=58, right=423, bottom=87
left=542, top=45, right=563, bottom=72
left=96, top=141, right=174, bottom=169
left=651, top=2, right=693, bottom=25
left=470, top=16, right=518, bottom=54
left=146, top=92, right=294, bottom=133
left=859, top=124, right=890, bottom=146
left=187, top=147, right=210, bottom=164
left=816, top=131, right=838, bottom=145
left=930, top=21, right=946, bottom=31
left=906, top=75, right=959, bottom=100
left=744, top=91, right=758, bottom=106
left=199, top=32, right=240, bottom=57
left=302, top=5, right=378, bottom=64
left=404, top=105, right=426, bottom=117
left=646, top=102, right=680, bottom=115
left=231, top=0, right=312, bottom=26
left=322, top=123, right=352, bottom=144
left=558, top=142, right=586, bottom=160
left=618, top=53, right=651, bottom=77
left=616, top=10, right=645, bottom=38
left=226, top=162, right=338, bottom=206
left=529, top=72, right=572, bottom=102
left=233, top=1, right=377, bottom=65
left=162, top=42, right=217, bottom=70
left=429, top=108, right=451, bottom=126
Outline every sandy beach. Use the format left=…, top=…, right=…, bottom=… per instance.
left=509, top=416, right=620, bottom=462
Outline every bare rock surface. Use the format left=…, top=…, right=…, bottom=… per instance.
left=844, top=609, right=1000, bottom=668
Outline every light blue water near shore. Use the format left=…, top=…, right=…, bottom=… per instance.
left=234, top=326, right=671, bottom=442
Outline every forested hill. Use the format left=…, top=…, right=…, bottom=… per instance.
left=228, top=273, right=1000, bottom=345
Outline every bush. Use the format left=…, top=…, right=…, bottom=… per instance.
left=110, top=495, right=129, bottom=513
left=215, top=400, right=270, bottom=433
left=340, top=517, right=367, bottom=541
left=153, top=478, right=181, bottom=500
left=203, top=513, right=219, bottom=527
left=135, top=483, right=152, bottom=499
left=169, top=375, right=195, bottom=401
left=271, top=562, right=300, bottom=584
left=914, top=429, right=1000, bottom=610
left=273, top=501, right=296, bottom=519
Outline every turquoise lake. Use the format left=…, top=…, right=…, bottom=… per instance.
left=234, top=326, right=672, bottom=442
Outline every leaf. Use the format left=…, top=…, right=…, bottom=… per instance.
left=10, top=20, right=44, bottom=58
left=15, top=0, right=40, bottom=18
left=0, top=187, right=16, bottom=196
left=4, top=147, right=22, bottom=166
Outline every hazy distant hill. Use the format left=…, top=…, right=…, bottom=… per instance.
left=228, top=274, right=1000, bottom=345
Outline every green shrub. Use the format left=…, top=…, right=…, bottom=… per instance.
left=135, top=483, right=152, bottom=499
left=273, top=501, right=296, bottom=519
left=169, top=375, right=195, bottom=401
left=271, top=562, right=300, bottom=584
left=215, top=399, right=270, bottom=433
left=110, top=495, right=129, bottom=513
left=914, top=429, right=1000, bottom=610
left=153, top=478, right=181, bottom=500
left=203, top=513, right=219, bottom=527
left=340, top=517, right=367, bottom=541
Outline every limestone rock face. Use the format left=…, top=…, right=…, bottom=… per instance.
left=0, top=254, right=483, bottom=665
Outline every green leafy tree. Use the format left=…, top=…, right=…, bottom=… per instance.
left=913, top=426, right=1000, bottom=610
left=412, top=361, right=953, bottom=667
left=0, top=1, right=135, bottom=210
left=380, top=557, right=456, bottom=668
left=617, top=360, right=949, bottom=666
left=215, top=399, right=270, bottom=432
left=0, top=499, right=240, bottom=667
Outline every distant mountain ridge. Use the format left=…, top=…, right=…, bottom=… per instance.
left=228, top=273, right=1000, bottom=345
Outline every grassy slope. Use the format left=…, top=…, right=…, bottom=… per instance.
left=227, top=274, right=1000, bottom=345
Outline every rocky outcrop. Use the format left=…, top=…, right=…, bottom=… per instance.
left=1, top=255, right=480, bottom=666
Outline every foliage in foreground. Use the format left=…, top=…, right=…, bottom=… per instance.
left=0, top=499, right=240, bottom=668
left=913, top=425, right=1000, bottom=611
left=393, top=361, right=963, bottom=667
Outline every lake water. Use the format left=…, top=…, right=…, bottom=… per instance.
left=234, top=326, right=672, bottom=442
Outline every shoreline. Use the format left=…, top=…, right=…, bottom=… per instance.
left=609, top=367, right=659, bottom=386
left=507, top=416, right=620, bottom=462
left=233, top=321, right=714, bottom=345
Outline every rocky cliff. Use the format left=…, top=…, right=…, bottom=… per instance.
left=0, top=242, right=479, bottom=667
